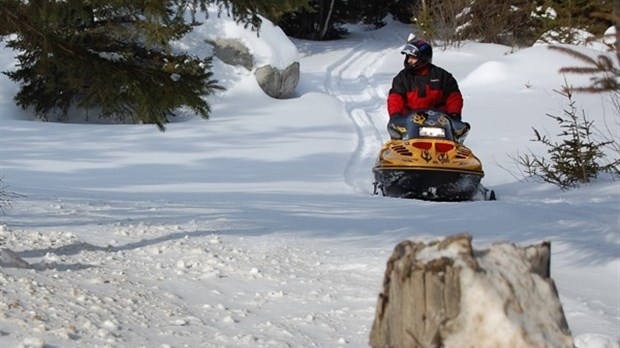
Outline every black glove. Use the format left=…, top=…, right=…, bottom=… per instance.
left=448, top=113, right=462, bottom=120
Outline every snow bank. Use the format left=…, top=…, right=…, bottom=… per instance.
left=178, top=5, right=298, bottom=70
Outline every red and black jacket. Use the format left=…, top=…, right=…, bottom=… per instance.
left=387, top=64, right=463, bottom=118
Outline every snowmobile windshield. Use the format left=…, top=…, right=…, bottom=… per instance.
left=388, top=110, right=458, bottom=141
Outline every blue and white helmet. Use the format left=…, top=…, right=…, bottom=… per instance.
left=401, top=35, right=432, bottom=69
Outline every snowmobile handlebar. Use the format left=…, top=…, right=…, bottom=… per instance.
left=387, top=110, right=468, bottom=141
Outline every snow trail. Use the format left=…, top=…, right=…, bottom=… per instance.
left=321, top=32, right=402, bottom=193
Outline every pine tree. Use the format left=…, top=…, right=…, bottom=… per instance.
left=277, top=0, right=349, bottom=40
left=0, top=0, right=308, bottom=131
left=220, top=0, right=310, bottom=25
left=551, top=0, right=613, bottom=36
left=413, top=0, right=437, bottom=41
left=387, top=0, right=416, bottom=24
left=461, top=0, right=542, bottom=46
left=341, top=0, right=395, bottom=28
left=535, top=0, right=613, bottom=44
left=518, top=89, right=618, bottom=188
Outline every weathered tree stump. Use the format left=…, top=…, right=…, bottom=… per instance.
left=369, top=233, right=573, bottom=348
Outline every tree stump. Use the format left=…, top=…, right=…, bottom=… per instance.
left=369, top=233, right=573, bottom=348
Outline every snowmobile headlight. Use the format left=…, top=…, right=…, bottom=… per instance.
left=419, top=127, right=445, bottom=138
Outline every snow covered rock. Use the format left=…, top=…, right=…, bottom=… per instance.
left=208, top=37, right=300, bottom=98
left=192, top=6, right=300, bottom=99
left=369, top=233, right=573, bottom=348
left=254, top=62, right=300, bottom=98
left=209, top=38, right=254, bottom=70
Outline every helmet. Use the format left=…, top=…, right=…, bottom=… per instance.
left=400, top=39, right=432, bottom=69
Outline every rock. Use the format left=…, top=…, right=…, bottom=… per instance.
left=208, top=38, right=254, bottom=71
left=369, top=233, right=573, bottom=348
left=0, top=248, right=30, bottom=269
left=281, top=63, right=301, bottom=98
left=208, top=38, right=300, bottom=98
left=254, top=62, right=300, bottom=99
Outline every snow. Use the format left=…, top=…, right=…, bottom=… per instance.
left=178, top=5, right=298, bottom=69
left=0, top=14, right=619, bottom=348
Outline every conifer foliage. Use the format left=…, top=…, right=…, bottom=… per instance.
left=518, top=89, right=619, bottom=188
left=0, top=0, right=261, bottom=131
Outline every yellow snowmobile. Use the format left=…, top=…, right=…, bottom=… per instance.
left=373, top=110, right=492, bottom=201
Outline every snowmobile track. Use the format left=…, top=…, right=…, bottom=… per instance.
left=322, top=35, right=403, bottom=194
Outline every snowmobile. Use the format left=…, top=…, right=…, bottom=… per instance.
left=372, top=110, right=493, bottom=201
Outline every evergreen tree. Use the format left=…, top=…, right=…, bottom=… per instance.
left=461, top=0, right=542, bottom=46
left=535, top=0, right=613, bottom=44
left=209, top=0, right=310, bottom=29
left=457, top=0, right=613, bottom=46
left=275, top=0, right=414, bottom=39
left=277, top=0, right=347, bottom=40
left=551, top=0, right=613, bottom=35
left=342, top=0, right=395, bottom=28
left=223, top=0, right=311, bottom=25
left=409, top=0, right=471, bottom=46
left=0, top=0, right=307, bottom=131
left=413, top=0, right=437, bottom=41
left=387, top=0, right=416, bottom=24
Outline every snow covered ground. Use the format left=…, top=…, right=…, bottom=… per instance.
left=0, top=13, right=619, bottom=348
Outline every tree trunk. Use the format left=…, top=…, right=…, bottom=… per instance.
left=614, top=0, right=620, bottom=65
left=369, top=233, right=573, bottom=348
left=318, top=0, right=335, bottom=40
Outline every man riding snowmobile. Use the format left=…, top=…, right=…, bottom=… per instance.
left=372, top=35, right=492, bottom=201
left=387, top=35, right=469, bottom=142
